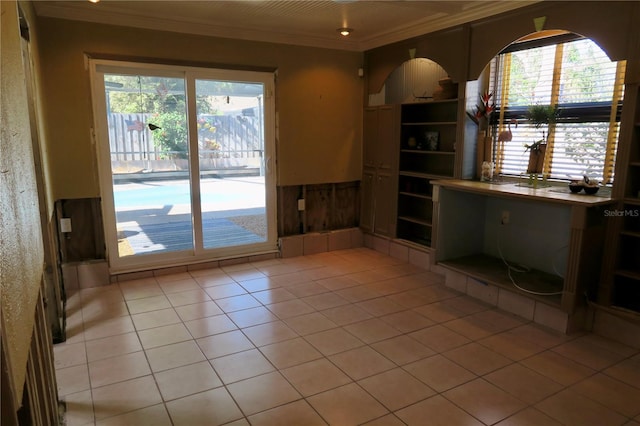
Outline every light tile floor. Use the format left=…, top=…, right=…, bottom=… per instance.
left=55, top=248, right=640, bottom=426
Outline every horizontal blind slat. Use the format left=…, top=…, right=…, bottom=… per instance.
left=489, top=37, right=622, bottom=183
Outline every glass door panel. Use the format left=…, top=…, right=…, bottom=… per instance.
left=103, top=74, right=193, bottom=257
left=92, top=61, right=277, bottom=272
left=195, top=80, right=267, bottom=249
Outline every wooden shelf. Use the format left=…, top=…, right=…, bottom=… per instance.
left=398, top=215, right=432, bottom=226
left=606, top=305, right=640, bottom=320
left=620, top=230, right=640, bottom=238
left=397, top=236, right=432, bottom=247
left=439, top=254, right=564, bottom=306
left=402, top=99, right=458, bottom=106
left=393, top=238, right=435, bottom=252
left=623, top=197, right=640, bottom=205
left=615, top=269, right=640, bottom=281
left=399, top=171, right=453, bottom=180
left=401, top=149, right=455, bottom=155
left=401, top=121, right=457, bottom=126
left=399, top=191, right=432, bottom=200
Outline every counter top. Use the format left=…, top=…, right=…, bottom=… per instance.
left=432, top=179, right=615, bottom=206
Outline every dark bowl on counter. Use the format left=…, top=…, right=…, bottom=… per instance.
left=583, top=185, right=600, bottom=195
left=568, top=183, right=583, bottom=193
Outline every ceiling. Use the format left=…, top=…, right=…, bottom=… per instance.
left=33, top=0, right=538, bottom=52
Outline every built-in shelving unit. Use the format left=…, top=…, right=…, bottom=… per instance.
left=396, top=100, right=458, bottom=247
left=603, top=84, right=640, bottom=314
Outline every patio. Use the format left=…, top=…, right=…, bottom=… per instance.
left=114, top=175, right=267, bottom=256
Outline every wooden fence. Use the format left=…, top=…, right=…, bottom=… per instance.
left=108, top=113, right=159, bottom=162
left=108, top=113, right=263, bottom=164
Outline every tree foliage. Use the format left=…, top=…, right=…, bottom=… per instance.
left=105, top=75, right=214, bottom=159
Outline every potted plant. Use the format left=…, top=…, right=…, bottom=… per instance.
left=524, top=104, right=558, bottom=174
left=467, top=92, right=494, bottom=133
left=467, top=92, right=495, bottom=179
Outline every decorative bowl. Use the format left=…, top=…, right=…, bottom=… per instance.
left=583, top=185, right=599, bottom=195
left=568, top=183, right=583, bottom=193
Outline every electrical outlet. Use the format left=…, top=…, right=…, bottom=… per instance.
left=501, top=211, right=510, bottom=225
left=297, top=199, right=305, bottom=211
left=60, top=218, right=72, bottom=233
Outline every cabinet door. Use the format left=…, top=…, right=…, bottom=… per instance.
left=364, top=105, right=399, bottom=169
left=360, top=168, right=375, bottom=232
left=362, top=105, right=398, bottom=237
left=376, top=105, right=398, bottom=170
left=363, top=108, right=379, bottom=168
left=373, top=171, right=395, bottom=237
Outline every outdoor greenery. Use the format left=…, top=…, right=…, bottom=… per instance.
left=148, top=110, right=190, bottom=158
left=562, top=122, right=611, bottom=178
left=526, top=104, right=559, bottom=129
left=107, top=75, right=215, bottom=159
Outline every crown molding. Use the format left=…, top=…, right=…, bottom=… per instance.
left=34, top=1, right=539, bottom=52
left=357, top=1, right=540, bottom=51
left=33, top=2, right=362, bottom=51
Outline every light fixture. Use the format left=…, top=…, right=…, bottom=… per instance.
left=337, top=27, right=353, bottom=37
left=88, top=0, right=100, bottom=3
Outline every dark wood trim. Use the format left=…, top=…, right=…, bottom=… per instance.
left=1, top=324, right=19, bottom=426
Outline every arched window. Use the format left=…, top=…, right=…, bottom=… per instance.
left=490, top=32, right=625, bottom=184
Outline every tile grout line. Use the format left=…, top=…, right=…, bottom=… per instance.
left=57, top=248, right=640, bottom=426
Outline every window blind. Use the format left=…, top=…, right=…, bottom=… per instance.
left=491, top=37, right=625, bottom=184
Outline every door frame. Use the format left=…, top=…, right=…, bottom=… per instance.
left=89, top=59, right=278, bottom=273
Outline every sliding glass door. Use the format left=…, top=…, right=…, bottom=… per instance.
left=91, top=61, right=276, bottom=272
left=194, top=79, right=268, bottom=250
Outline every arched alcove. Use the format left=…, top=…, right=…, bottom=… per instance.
left=467, top=1, right=630, bottom=82
left=471, top=29, right=615, bottom=81
left=368, top=58, right=455, bottom=106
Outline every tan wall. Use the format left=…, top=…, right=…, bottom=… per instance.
left=20, top=2, right=55, bottom=216
left=0, top=0, right=45, bottom=404
left=36, top=18, right=364, bottom=197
